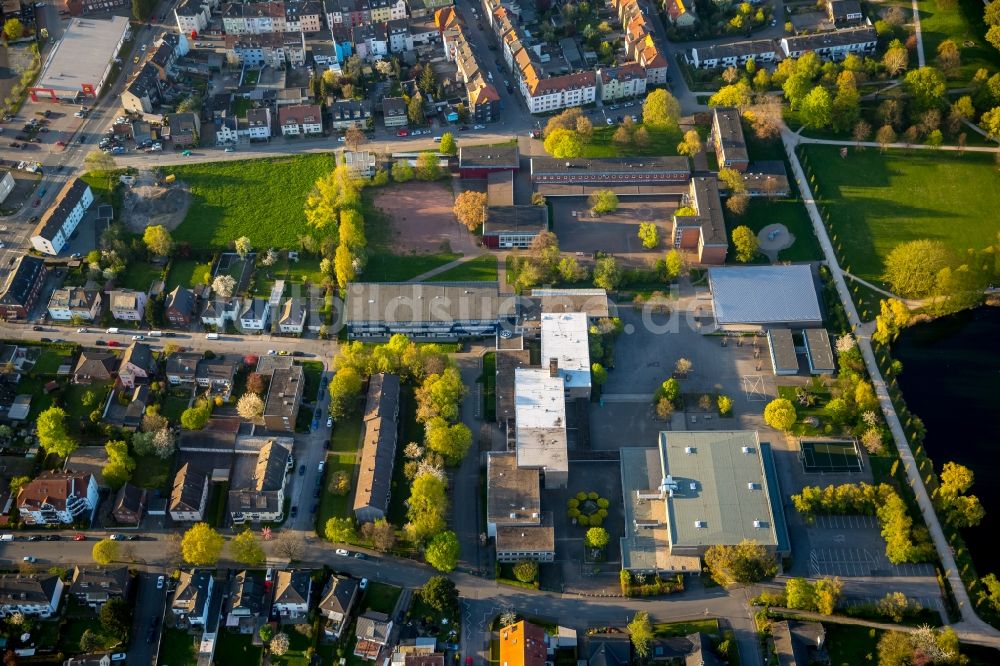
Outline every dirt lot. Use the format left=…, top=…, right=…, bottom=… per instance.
left=549, top=195, right=679, bottom=261
left=372, top=181, right=475, bottom=254
left=122, top=169, right=191, bottom=233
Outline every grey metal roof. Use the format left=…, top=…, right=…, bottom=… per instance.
left=708, top=265, right=822, bottom=325
left=767, top=328, right=798, bottom=372
left=803, top=328, right=835, bottom=372
left=344, top=282, right=500, bottom=325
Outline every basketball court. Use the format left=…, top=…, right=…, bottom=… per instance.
left=799, top=439, right=863, bottom=474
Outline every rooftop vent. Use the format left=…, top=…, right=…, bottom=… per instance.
left=753, top=520, right=764, bottom=528
left=748, top=482, right=759, bottom=490
left=741, top=446, right=752, bottom=454
left=694, top=520, right=707, bottom=528
left=689, top=482, right=697, bottom=490
left=684, top=446, right=695, bottom=454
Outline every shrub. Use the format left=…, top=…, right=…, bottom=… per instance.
left=512, top=560, right=539, bottom=583
left=587, top=491, right=599, bottom=500
left=328, top=470, right=350, bottom=496
left=576, top=491, right=588, bottom=501
left=567, top=498, right=579, bottom=509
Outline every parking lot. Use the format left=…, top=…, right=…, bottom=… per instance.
left=803, top=514, right=937, bottom=578
left=549, top=195, right=679, bottom=260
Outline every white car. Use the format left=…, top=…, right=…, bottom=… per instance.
left=77, top=328, right=88, bottom=333
left=337, top=136, right=346, bottom=142
left=132, top=335, right=143, bottom=341
left=267, top=349, right=276, bottom=355
left=473, top=124, right=485, bottom=130
left=327, top=416, right=333, bottom=428
left=111, top=654, right=127, bottom=662
left=605, top=117, right=614, bottom=125
left=335, top=548, right=349, bottom=556
left=360, top=577, right=368, bottom=590
left=157, top=575, right=165, bottom=589
left=22, top=556, right=36, bottom=563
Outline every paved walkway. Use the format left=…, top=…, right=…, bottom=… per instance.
left=912, top=0, right=926, bottom=67
left=841, top=271, right=923, bottom=311
left=781, top=126, right=1000, bottom=646
left=407, top=252, right=485, bottom=282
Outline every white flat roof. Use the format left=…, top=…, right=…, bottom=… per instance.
left=708, top=265, right=822, bottom=325
left=540, top=312, right=591, bottom=390
left=514, top=369, right=568, bottom=474
left=36, top=16, right=130, bottom=95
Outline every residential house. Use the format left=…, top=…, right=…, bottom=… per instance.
left=121, top=384, right=150, bottom=430
left=227, top=570, right=268, bottom=633
left=121, top=63, right=164, bottom=114
left=779, top=26, right=877, bottom=60
left=355, top=611, right=393, bottom=660
left=196, top=357, right=240, bottom=398
left=239, top=108, right=271, bottom=141
left=149, top=36, right=179, bottom=80
left=0, top=255, right=45, bottom=321
left=663, top=0, right=696, bottom=27
left=17, top=471, right=99, bottom=525
left=277, top=298, right=306, bottom=334
left=272, top=570, right=312, bottom=617
left=382, top=97, right=407, bottom=127
left=0, top=574, right=65, bottom=619
left=164, top=112, right=201, bottom=147
left=263, top=365, right=304, bottom=432
left=711, top=107, right=749, bottom=172
left=30, top=178, right=94, bottom=255
left=216, top=116, right=240, bottom=146
left=69, top=566, right=130, bottom=609
left=343, top=150, right=377, bottom=177
left=239, top=298, right=271, bottom=331
left=170, top=463, right=210, bottom=522
left=172, top=570, right=215, bottom=626
left=283, top=31, right=308, bottom=66
left=223, top=1, right=286, bottom=34
left=200, top=296, right=243, bottom=328
left=118, top=342, right=154, bottom=389
left=109, top=289, right=148, bottom=321
left=500, top=622, right=547, bottom=666
left=352, top=23, right=388, bottom=60
left=111, top=482, right=146, bottom=525
left=827, top=0, right=863, bottom=27
left=165, top=286, right=197, bottom=327
left=175, top=0, right=210, bottom=34
left=48, top=287, right=102, bottom=321
left=285, top=0, right=324, bottom=32
left=596, top=63, right=647, bottom=101
left=228, top=440, right=290, bottom=524
left=319, top=575, right=359, bottom=639
left=466, top=76, right=500, bottom=124
left=772, top=620, right=827, bottom=666
left=354, top=373, right=400, bottom=522
left=329, top=99, right=372, bottom=130
left=279, top=103, right=323, bottom=136
left=166, top=352, right=201, bottom=385
left=688, top=39, right=778, bottom=69
left=386, top=19, right=410, bottom=53
left=72, top=350, right=118, bottom=385
left=519, top=68, right=597, bottom=115
left=225, top=32, right=287, bottom=68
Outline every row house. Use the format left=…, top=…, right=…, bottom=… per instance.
left=596, top=62, right=647, bottom=102
left=48, top=287, right=102, bottom=321
left=353, top=22, right=388, bottom=60
left=688, top=39, right=778, bottom=69
left=121, top=63, right=165, bottom=115
left=225, top=32, right=289, bottom=68
left=0, top=255, right=46, bottom=321
left=164, top=112, right=201, bottom=147
left=149, top=35, right=180, bottom=80
left=325, top=0, right=371, bottom=27
left=614, top=0, right=668, bottom=84
left=520, top=68, right=596, bottom=115
left=17, top=471, right=99, bottom=525
left=439, top=12, right=499, bottom=122
left=170, top=463, right=210, bottom=522
left=216, top=116, right=240, bottom=145
left=663, top=0, right=696, bottom=27
left=109, top=289, right=147, bottom=321
left=370, top=0, right=406, bottom=22
left=279, top=103, right=324, bottom=135
left=247, top=107, right=273, bottom=140
left=196, top=357, right=240, bottom=398
left=172, top=570, right=215, bottom=627
left=223, top=1, right=287, bottom=35
left=201, top=295, right=244, bottom=326
left=69, top=566, right=130, bottom=610
left=779, top=25, right=877, bottom=60
left=285, top=0, right=324, bottom=32
left=0, top=575, right=64, bottom=619
left=175, top=0, right=211, bottom=34
left=283, top=31, right=308, bottom=65
left=165, top=352, right=201, bottom=385
left=29, top=178, right=94, bottom=255
left=228, top=441, right=290, bottom=524
left=387, top=18, right=410, bottom=53
left=329, top=99, right=372, bottom=129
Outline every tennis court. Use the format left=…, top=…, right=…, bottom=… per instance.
left=800, top=439, right=863, bottom=473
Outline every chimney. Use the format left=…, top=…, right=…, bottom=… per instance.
left=548, top=357, right=558, bottom=377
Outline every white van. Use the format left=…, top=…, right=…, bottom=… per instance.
left=206, top=332, right=220, bottom=340
left=0, top=534, right=13, bottom=542
left=148, top=330, right=162, bottom=337
left=433, top=136, right=442, bottom=143
left=106, top=327, right=119, bottom=334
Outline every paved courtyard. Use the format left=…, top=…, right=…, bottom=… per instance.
left=549, top=195, right=678, bottom=260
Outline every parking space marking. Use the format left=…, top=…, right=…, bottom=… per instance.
left=742, top=374, right=767, bottom=401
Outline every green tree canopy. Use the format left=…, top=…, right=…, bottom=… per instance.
left=731, top=225, right=758, bottom=263
left=882, top=239, right=953, bottom=298
left=37, top=407, right=77, bottom=458
left=419, top=575, right=459, bottom=613
left=92, top=538, right=119, bottom=565
left=641, top=89, right=681, bottom=129
left=230, top=529, right=266, bottom=566
left=763, top=398, right=797, bottom=431
left=543, top=128, right=584, bottom=158
left=325, top=516, right=357, bottom=543
left=585, top=527, right=610, bottom=549
left=627, top=612, right=653, bottom=658
left=439, top=132, right=457, bottom=156
left=424, top=530, right=460, bottom=572
left=180, top=523, right=225, bottom=566
left=703, top=539, right=778, bottom=586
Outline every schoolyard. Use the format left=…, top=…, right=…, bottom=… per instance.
left=800, top=145, right=1000, bottom=283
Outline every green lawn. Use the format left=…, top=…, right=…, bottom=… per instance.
left=32, top=349, right=72, bottom=375
left=915, top=0, right=1000, bottom=80
left=159, top=628, right=197, bottom=666
left=315, top=407, right=363, bottom=536
left=583, top=125, right=684, bottom=158
left=361, top=581, right=402, bottom=614
left=254, top=258, right=327, bottom=297
left=132, top=454, right=172, bottom=491
left=205, top=481, right=230, bottom=527
left=166, top=259, right=214, bottom=290
left=232, top=97, right=253, bottom=118
left=161, top=395, right=190, bottom=423
left=119, top=262, right=164, bottom=291
left=800, top=145, right=1000, bottom=283
left=724, top=197, right=824, bottom=263
left=365, top=252, right=462, bottom=282
left=652, top=618, right=719, bottom=638
left=169, top=154, right=336, bottom=249
left=214, top=631, right=262, bottom=664
left=64, top=382, right=110, bottom=425
left=427, top=255, right=499, bottom=282
left=825, top=624, right=881, bottom=666
left=270, top=629, right=314, bottom=666
left=299, top=361, right=324, bottom=401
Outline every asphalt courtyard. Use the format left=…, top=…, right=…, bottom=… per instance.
left=549, top=195, right=679, bottom=259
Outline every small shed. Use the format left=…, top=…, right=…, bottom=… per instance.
left=804, top=328, right=835, bottom=375
left=767, top=328, right=798, bottom=376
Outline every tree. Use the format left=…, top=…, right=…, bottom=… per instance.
left=334, top=243, right=356, bottom=290
left=763, top=398, right=797, bottom=431
left=635, top=221, right=659, bottom=250
left=576, top=115, right=593, bottom=138
left=212, top=274, right=236, bottom=298
left=543, top=128, right=584, bottom=158
left=904, top=67, right=947, bottom=112
left=717, top=395, right=733, bottom=416
left=708, top=80, right=753, bottom=109
left=627, top=612, right=653, bottom=658
left=558, top=256, right=587, bottom=282
left=588, top=190, right=619, bottom=215
left=674, top=357, right=692, bottom=377
left=585, top=527, right=610, bottom=549
left=181, top=523, right=225, bottom=566
left=415, top=152, right=442, bottom=181
left=439, top=132, right=457, bottom=156
left=852, top=120, right=872, bottom=145
left=361, top=519, right=397, bottom=552
left=8, top=475, right=29, bottom=498
left=785, top=577, right=817, bottom=610
left=612, top=125, right=632, bottom=146
left=100, top=598, right=130, bottom=636
left=814, top=577, right=843, bottom=615
left=513, top=560, right=538, bottom=583
left=260, top=625, right=274, bottom=642
left=663, top=249, right=684, bottom=281
left=877, top=631, right=916, bottom=666
left=180, top=403, right=211, bottom=430
left=642, top=89, right=681, bottom=128
left=92, top=538, right=119, bottom=565
left=235, top=236, right=252, bottom=260
left=453, top=190, right=488, bottom=231
left=3, top=18, right=23, bottom=40
left=731, top=225, right=758, bottom=262
left=269, top=633, right=290, bottom=656
left=153, top=428, right=175, bottom=459
left=590, top=363, right=608, bottom=386
left=329, top=366, right=363, bottom=419
left=876, top=124, right=897, bottom=151
left=800, top=86, right=833, bottom=129
left=424, top=530, right=460, bottom=572
left=229, top=529, right=266, bottom=566
left=102, top=439, right=135, bottom=490
left=424, top=418, right=472, bottom=464
left=406, top=472, right=448, bottom=543
left=419, top=576, right=459, bottom=613
left=936, top=39, right=961, bottom=77
left=236, top=392, right=264, bottom=420
left=703, top=539, right=778, bottom=586
left=982, top=106, right=1000, bottom=139
left=676, top=129, right=702, bottom=156
left=272, top=532, right=306, bottom=561
left=391, top=159, right=414, bottom=183
left=726, top=193, right=749, bottom=216
left=883, top=46, right=909, bottom=76
left=408, top=96, right=425, bottom=125
left=883, top=239, right=952, bottom=298
left=831, top=73, right=861, bottom=132
left=37, top=407, right=77, bottom=458
left=325, top=515, right=357, bottom=543
left=592, top=256, right=621, bottom=291
left=79, top=628, right=97, bottom=653
left=246, top=373, right=266, bottom=395
left=142, top=224, right=173, bottom=256
left=345, top=126, right=367, bottom=152
left=656, top=377, right=681, bottom=405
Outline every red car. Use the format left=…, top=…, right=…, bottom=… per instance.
left=106, top=340, right=120, bottom=348
left=73, top=533, right=86, bottom=541
left=56, top=140, right=66, bottom=146
left=396, top=129, right=409, bottom=137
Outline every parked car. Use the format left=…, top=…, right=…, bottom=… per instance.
left=298, top=464, right=305, bottom=476
left=45, top=535, right=61, bottom=541
left=335, top=549, right=349, bottom=556
left=396, top=129, right=409, bottom=137
left=132, top=335, right=144, bottom=341
left=326, top=416, right=333, bottom=428
left=360, top=578, right=368, bottom=590
left=106, top=340, right=120, bottom=347
left=157, top=575, right=165, bottom=589
left=22, top=556, right=36, bottom=563
left=111, top=654, right=127, bottom=662
left=73, top=533, right=86, bottom=541
left=32, top=325, right=43, bottom=331
left=109, top=534, right=125, bottom=541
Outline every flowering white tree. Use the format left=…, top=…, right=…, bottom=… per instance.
left=835, top=334, right=857, bottom=355
left=235, top=236, right=252, bottom=259
left=153, top=428, right=175, bottom=459
left=260, top=248, right=278, bottom=266
left=404, top=442, right=424, bottom=459
left=212, top=274, right=236, bottom=298
left=236, top=392, right=264, bottom=420
left=269, top=632, right=290, bottom=656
